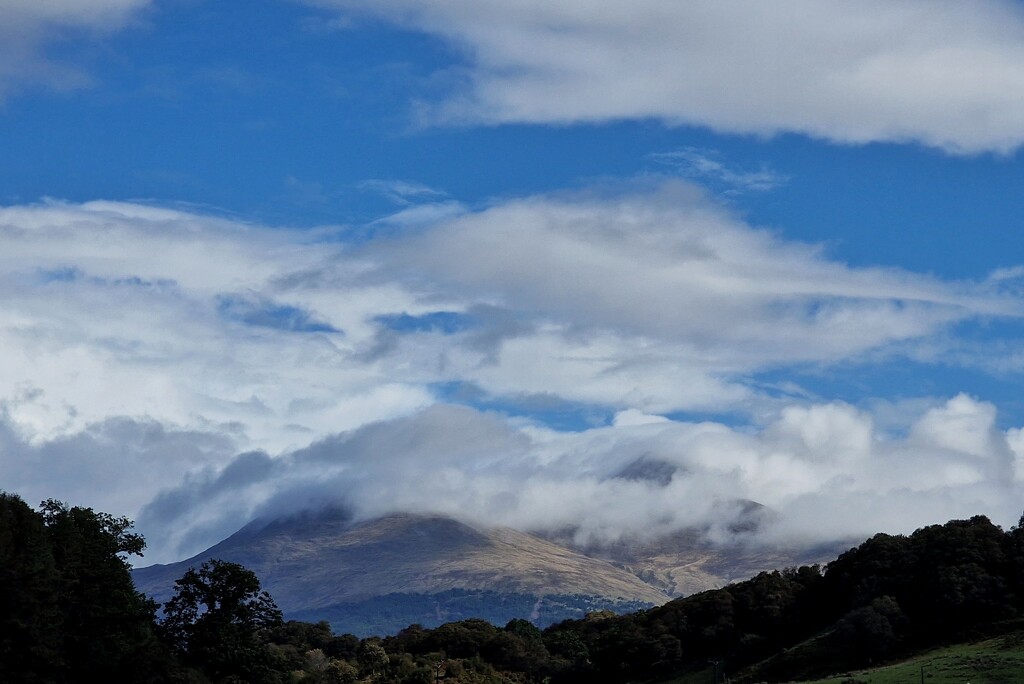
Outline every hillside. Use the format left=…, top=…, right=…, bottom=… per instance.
left=660, top=630, right=1024, bottom=684
left=133, top=510, right=668, bottom=634
left=135, top=503, right=844, bottom=635
left=539, top=494, right=843, bottom=597
left=744, top=630, right=1024, bottom=684
left=529, top=513, right=1024, bottom=684
left=549, top=525, right=843, bottom=597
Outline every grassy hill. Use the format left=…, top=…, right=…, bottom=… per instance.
left=792, top=630, right=1024, bottom=684
left=657, top=630, right=1024, bottom=684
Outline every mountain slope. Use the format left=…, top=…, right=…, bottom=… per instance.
left=134, top=507, right=843, bottom=636
left=565, top=528, right=846, bottom=597
left=133, top=511, right=668, bottom=633
left=540, top=499, right=844, bottom=597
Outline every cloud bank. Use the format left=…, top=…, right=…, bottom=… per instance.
left=0, top=188, right=1021, bottom=562
left=312, top=0, right=1024, bottom=153
left=125, top=396, right=1024, bottom=562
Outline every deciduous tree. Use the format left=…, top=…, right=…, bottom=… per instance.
left=161, top=559, right=283, bottom=682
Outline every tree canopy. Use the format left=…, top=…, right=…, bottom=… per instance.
left=161, top=559, right=284, bottom=682
left=0, top=493, right=171, bottom=682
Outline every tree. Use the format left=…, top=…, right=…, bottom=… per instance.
left=0, top=494, right=192, bottom=681
left=39, top=498, right=162, bottom=681
left=161, top=559, right=283, bottom=682
left=834, top=595, right=908, bottom=665
left=0, top=493, right=62, bottom=682
left=356, top=641, right=389, bottom=681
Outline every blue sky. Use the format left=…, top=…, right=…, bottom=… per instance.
left=5, top=0, right=1024, bottom=563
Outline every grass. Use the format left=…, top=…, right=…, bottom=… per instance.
left=789, top=632, right=1024, bottom=684
left=657, top=632, right=1024, bottom=684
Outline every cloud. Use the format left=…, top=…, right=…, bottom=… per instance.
left=1, top=190, right=1022, bottom=562
left=130, top=396, right=1024, bottom=563
left=0, top=199, right=433, bottom=450
left=359, top=182, right=1015, bottom=412
left=309, top=0, right=1024, bottom=153
left=0, top=412, right=238, bottom=528
left=0, top=0, right=152, bottom=98
left=649, top=148, right=787, bottom=193
left=0, top=188, right=1015, bottom=439
left=358, top=179, right=448, bottom=206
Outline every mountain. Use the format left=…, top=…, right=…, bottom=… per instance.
left=567, top=528, right=843, bottom=597
left=134, top=506, right=842, bottom=636
left=540, top=499, right=844, bottom=597
left=133, top=510, right=667, bottom=635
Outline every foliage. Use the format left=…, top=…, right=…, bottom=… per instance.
left=0, top=493, right=62, bottom=682
left=161, top=559, right=284, bottom=682
left=38, top=498, right=165, bottom=680
left=7, top=489, right=1024, bottom=684
left=289, top=588, right=653, bottom=637
left=0, top=493, right=177, bottom=682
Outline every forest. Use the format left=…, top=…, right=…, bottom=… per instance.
left=4, top=489, right=1024, bottom=683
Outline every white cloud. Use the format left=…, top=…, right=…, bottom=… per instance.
left=612, top=409, right=671, bottom=427
left=362, top=182, right=1015, bottom=412
left=129, top=397, right=1024, bottom=563
left=0, top=199, right=433, bottom=449
left=1, top=191, right=1022, bottom=562
left=0, top=0, right=151, bottom=97
left=311, top=0, right=1024, bottom=153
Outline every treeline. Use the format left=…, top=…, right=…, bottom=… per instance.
left=289, top=589, right=654, bottom=638
left=6, top=488, right=1024, bottom=683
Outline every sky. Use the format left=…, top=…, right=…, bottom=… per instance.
left=4, top=0, right=1024, bottom=565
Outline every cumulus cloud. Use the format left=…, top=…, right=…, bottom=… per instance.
left=1, top=190, right=1022, bottom=562
left=309, top=0, right=1024, bottom=153
left=130, top=395, right=1024, bottom=563
left=0, top=0, right=151, bottom=97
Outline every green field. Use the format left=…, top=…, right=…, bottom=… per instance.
left=786, top=632, right=1024, bottom=684
left=659, top=632, right=1024, bottom=684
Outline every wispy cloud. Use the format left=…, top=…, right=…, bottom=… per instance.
left=0, top=0, right=152, bottom=99
left=1, top=188, right=1017, bottom=435
left=649, top=148, right=787, bottom=193
left=358, top=179, right=448, bottom=206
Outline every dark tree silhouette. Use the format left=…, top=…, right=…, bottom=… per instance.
left=0, top=493, right=62, bottom=682
left=39, top=498, right=161, bottom=681
left=161, top=559, right=283, bottom=682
